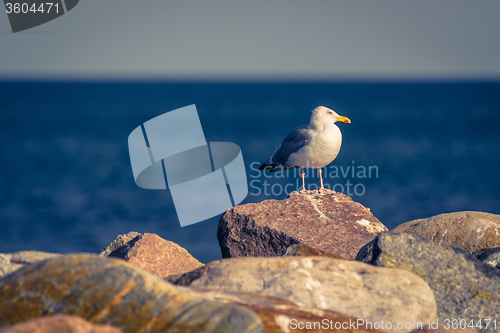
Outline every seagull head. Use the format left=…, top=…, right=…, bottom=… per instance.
left=311, top=106, right=351, bottom=127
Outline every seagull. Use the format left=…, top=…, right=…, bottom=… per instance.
left=259, top=106, right=351, bottom=195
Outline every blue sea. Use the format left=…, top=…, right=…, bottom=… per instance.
left=1, top=82, right=499, bottom=264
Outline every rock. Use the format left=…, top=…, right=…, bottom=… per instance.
left=0, top=254, right=263, bottom=333
left=218, top=191, right=387, bottom=260
left=393, top=211, right=500, bottom=253
left=410, top=326, right=476, bottom=333
left=480, top=252, right=500, bottom=269
left=99, top=231, right=142, bottom=257
left=7, top=251, right=62, bottom=264
left=472, top=246, right=500, bottom=260
left=284, top=244, right=343, bottom=258
left=473, top=247, right=500, bottom=269
left=168, top=256, right=437, bottom=333
left=179, top=288, right=387, bottom=333
left=0, top=263, right=21, bottom=278
left=102, top=233, right=203, bottom=278
left=0, top=314, right=123, bottom=333
left=165, top=264, right=211, bottom=286
left=356, top=232, right=500, bottom=333
left=0, top=251, right=62, bottom=278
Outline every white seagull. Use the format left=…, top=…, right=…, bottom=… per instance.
left=259, top=106, right=351, bottom=195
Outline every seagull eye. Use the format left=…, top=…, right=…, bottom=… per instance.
left=328, top=111, right=332, bottom=114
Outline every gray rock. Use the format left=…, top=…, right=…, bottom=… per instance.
left=393, top=211, right=500, bottom=254
left=356, top=232, right=500, bottom=333
left=171, top=256, right=437, bottom=333
left=178, top=287, right=386, bottom=333
left=8, top=251, right=62, bottom=264
left=472, top=247, right=500, bottom=260
left=482, top=252, right=500, bottom=269
left=0, top=251, right=62, bottom=278
left=0, top=255, right=9, bottom=264
left=473, top=247, right=500, bottom=269
left=0, top=263, right=21, bottom=278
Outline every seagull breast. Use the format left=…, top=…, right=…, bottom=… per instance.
left=286, top=122, right=342, bottom=168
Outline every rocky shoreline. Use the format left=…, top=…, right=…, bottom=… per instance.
left=1, top=191, right=499, bottom=332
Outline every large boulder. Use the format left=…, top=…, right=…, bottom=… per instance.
left=0, top=314, right=123, bottom=333
left=168, top=256, right=437, bottom=333
left=180, top=288, right=387, bottom=333
left=393, top=211, right=500, bottom=253
left=218, top=191, right=387, bottom=259
left=101, top=233, right=203, bottom=278
left=0, top=254, right=262, bottom=333
left=356, top=232, right=500, bottom=333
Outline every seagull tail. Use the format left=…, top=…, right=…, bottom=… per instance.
left=258, top=161, right=276, bottom=172
left=258, top=160, right=294, bottom=172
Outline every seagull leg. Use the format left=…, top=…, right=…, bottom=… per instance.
left=299, top=167, right=316, bottom=195
left=318, top=168, right=336, bottom=195
left=299, top=167, right=307, bottom=194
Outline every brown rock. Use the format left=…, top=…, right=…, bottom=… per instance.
left=102, top=233, right=203, bottom=278
left=284, top=244, right=343, bottom=258
left=393, top=211, right=500, bottom=253
left=0, top=314, right=123, bottom=333
left=0, top=254, right=263, bottom=333
left=218, top=191, right=387, bottom=259
left=180, top=288, right=387, bottom=333
left=99, top=231, right=142, bottom=257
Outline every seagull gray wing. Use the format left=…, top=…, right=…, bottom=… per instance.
left=259, top=125, right=312, bottom=170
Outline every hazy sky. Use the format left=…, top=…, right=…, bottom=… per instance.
left=1, top=0, right=500, bottom=80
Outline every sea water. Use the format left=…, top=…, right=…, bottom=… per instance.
left=1, top=81, right=499, bottom=263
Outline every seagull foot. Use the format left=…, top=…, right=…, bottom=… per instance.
left=299, top=189, right=317, bottom=195
left=318, top=187, right=336, bottom=195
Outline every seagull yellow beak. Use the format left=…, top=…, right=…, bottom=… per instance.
left=336, top=116, right=351, bottom=124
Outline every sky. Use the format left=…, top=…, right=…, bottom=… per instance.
left=1, top=0, right=500, bottom=80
